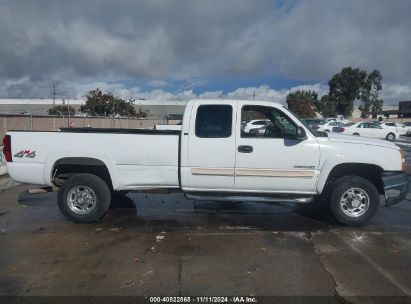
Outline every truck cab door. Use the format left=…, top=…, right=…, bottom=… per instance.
left=180, top=101, right=237, bottom=191
left=234, top=103, right=320, bottom=193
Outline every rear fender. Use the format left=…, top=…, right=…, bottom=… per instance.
left=43, top=151, right=119, bottom=189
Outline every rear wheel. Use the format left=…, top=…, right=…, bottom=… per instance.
left=353, top=133, right=360, bottom=136
left=386, top=132, right=395, bottom=141
left=328, top=176, right=379, bottom=226
left=57, top=173, right=111, bottom=223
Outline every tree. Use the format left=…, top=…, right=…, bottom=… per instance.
left=286, top=90, right=318, bottom=118
left=329, top=67, right=367, bottom=117
left=359, top=69, right=383, bottom=117
left=318, top=94, right=337, bottom=117
left=48, top=104, right=75, bottom=116
left=80, top=88, right=146, bottom=117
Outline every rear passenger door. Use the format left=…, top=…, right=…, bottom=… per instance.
left=181, top=102, right=237, bottom=191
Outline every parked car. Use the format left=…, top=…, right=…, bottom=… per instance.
left=331, top=122, right=356, bottom=134
left=303, top=119, right=325, bottom=131
left=3, top=99, right=407, bottom=226
left=341, top=122, right=401, bottom=141
left=317, top=121, right=345, bottom=132
left=242, top=119, right=271, bottom=133
left=396, top=123, right=411, bottom=135
left=402, top=122, right=411, bottom=135
left=379, top=122, right=408, bottom=136
left=248, top=124, right=269, bottom=135
left=325, top=116, right=351, bottom=124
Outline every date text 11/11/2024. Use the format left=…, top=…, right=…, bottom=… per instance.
left=149, top=296, right=257, bottom=303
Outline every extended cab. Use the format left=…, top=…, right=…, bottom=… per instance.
left=2, top=100, right=409, bottom=225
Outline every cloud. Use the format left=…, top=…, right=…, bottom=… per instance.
left=226, top=84, right=329, bottom=103
left=0, top=0, right=410, bottom=101
left=380, top=83, right=411, bottom=105
left=66, top=81, right=331, bottom=104
left=0, top=76, right=407, bottom=106
left=147, top=80, right=168, bottom=88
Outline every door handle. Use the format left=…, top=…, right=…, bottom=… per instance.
left=238, top=145, right=253, bottom=153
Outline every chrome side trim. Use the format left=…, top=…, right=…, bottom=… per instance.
left=191, top=168, right=234, bottom=176
left=191, top=167, right=316, bottom=178
left=235, top=168, right=315, bottom=178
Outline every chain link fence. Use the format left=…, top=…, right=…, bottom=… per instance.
left=0, top=114, right=167, bottom=139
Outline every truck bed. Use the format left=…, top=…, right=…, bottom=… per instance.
left=7, top=129, right=181, bottom=190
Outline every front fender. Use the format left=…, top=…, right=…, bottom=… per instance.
left=316, top=156, right=345, bottom=193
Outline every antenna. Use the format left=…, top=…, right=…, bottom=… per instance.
left=252, top=91, right=255, bottom=101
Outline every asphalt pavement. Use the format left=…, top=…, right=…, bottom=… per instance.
left=0, top=137, right=411, bottom=303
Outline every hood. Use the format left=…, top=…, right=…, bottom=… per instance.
left=326, top=133, right=399, bottom=150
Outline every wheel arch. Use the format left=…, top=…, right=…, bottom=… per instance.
left=46, top=154, right=119, bottom=190
left=318, top=162, right=384, bottom=195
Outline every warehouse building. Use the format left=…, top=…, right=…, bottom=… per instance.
left=0, top=99, right=188, bottom=119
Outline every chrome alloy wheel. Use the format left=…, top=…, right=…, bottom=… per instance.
left=67, top=185, right=97, bottom=215
left=339, top=187, right=370, bottom=218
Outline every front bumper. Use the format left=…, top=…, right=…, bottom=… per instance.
left=382, top=171, right=409, bottom=206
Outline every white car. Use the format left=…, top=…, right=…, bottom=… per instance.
left=401, top=122, right=411, bottom=135
left=3, top=99, right=408, bottom=226
left=342, top=122, right=400, bottom=141
left=242, top=119, right=271, bottom=133
left=325, top=117, right=338, bottom=123
left=317, top=121, right=345, bottom=132
left=380, top=122, right=409, bottom=136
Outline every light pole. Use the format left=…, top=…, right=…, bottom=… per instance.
left=67, top=98, right=71, bottom=128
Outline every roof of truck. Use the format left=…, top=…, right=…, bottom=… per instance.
left=189, top=99, right=284, bottom=107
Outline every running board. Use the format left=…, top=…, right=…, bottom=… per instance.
left=185, top=193, right=314, bottom=204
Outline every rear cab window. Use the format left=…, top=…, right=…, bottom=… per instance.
left=195, top=105, right=233, bottom=138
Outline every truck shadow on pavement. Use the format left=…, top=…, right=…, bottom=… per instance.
left=15, top=190, right=335, bottom=232
left=16, top=189, right=411, bottom=233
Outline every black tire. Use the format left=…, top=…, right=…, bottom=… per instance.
left=353, top=133, right=360, bottom=136
left=57, top=173, right=111, bottom=223
left=328, top=176, right=379, bottom=226
left=386, top=132, right=395, bottom=141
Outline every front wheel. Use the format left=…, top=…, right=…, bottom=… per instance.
left=328, top=176, right=379, bottom=226
left=386, top=132, right=395, bottom=141
left=57, top=173, right=111, bottom=223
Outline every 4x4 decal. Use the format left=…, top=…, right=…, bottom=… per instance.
left=14, top=150, right=36, bottom=158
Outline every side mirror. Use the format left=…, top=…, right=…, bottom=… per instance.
left=283, top=126, right=307, bottom=140
left=295, top=126, right=307, bottom=140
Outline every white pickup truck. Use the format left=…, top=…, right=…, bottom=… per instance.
left=2, top=100, right=408, bottom=225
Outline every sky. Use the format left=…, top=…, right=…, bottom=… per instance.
left=0, top=0, right=410, bottom=106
